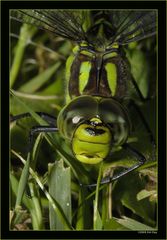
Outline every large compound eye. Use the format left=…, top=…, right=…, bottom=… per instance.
left=57, top=96, right=98, bottom=140
left=99, top=98, right=132, bottom=145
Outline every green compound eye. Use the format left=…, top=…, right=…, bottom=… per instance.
left=72, top=117, right=112, bottom=164
left=57, top=96, right=98, bottom=140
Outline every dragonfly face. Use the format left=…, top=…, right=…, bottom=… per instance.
left=57, top=95, right=131, bottom=164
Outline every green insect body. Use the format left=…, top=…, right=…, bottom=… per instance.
left=60, top=20, right=132, bottom=164
left=11, top=10, right=156, bottom=165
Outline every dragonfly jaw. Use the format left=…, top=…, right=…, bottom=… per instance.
left=74, top=153, right=105, bottom=164
left=72, top=138, right=111, bottom=164
left=72, top=118, right=112, bottom=164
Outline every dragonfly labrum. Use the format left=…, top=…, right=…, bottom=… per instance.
left=10, top=10, right=156, bottom=186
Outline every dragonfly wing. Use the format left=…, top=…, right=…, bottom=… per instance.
left=107, top=10, right=156, bottom=45
left=10, top=10, right=87, bottom=43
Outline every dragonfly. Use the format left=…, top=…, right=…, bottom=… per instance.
left=10, top=10, right=156, bottom=186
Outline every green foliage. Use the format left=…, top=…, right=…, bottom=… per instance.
left=48, top=160, right=71, bottom=230
left=10, top=18, right=157, bottom=231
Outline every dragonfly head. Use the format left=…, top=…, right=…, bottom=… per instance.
left=57, top=95, right=131, bottom=164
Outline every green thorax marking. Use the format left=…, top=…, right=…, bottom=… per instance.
left=105, top=62, right=117, bottom=96
left=79, top=61, right=92, bottom=93
left=65, top=42, right=128, bottom=103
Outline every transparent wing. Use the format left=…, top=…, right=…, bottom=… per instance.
left=107, top=10, right=156, bottom=45
left=10, top=10, right=156, bottom=46
left=10, top=9, right=87, bottom=43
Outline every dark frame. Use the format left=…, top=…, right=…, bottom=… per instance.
left=1, top=1, right=166, bottom=239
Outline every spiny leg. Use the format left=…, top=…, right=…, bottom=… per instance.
left=28, top=126, right=58, bottom=152
left=87, top=143, right=146, bottom=187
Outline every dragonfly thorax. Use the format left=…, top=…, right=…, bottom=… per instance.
left=66, top=42, right=130, bottom=103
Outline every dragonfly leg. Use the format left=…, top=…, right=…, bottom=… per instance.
left=28, top=126, right=58, bottom=152
left=10, top=112, right=56, bottom=126
left=111, top=142, right=146, bottom=180
left=87, top=142, right=146, bottom=187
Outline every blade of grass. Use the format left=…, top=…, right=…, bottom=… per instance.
left=75, top=189, right=84, bottom=230
left=15, top=152, right=31, bottom=208
left=137, top=189, right=157, bottom=201
left=101, top=185, right=109, bottom=226
left=28, top=180, right=44, bottom=229
left=93, top=163, right=103, bottom=230
left=10, top=173, right=32, bottom=210
left=10, top=24, right=36, bottom=88
left=103, top=218, right=130, bottom=230
left=75, top=187, right=93, bottom=230
left=10, top=89, right=50, bottom=125
left=13, top=130, right=43, bottom=211
left=48, top=160, right=71, bottom=230
left=115, top=216, right=156, bottom=231
left=18, top=62, right=61, bottom=93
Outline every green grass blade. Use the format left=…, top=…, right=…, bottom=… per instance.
left=10, top=24, right=36, bottom=88
left=75, top=189, right=84, bottom=230
left=93, top=163, right=103, bottom=230
left=115, top=216, right=156, bottom=231
left=104, top=218, right=130, bottom=230
left=48, top=160, right=71, bottom=230
left=10, top=89, right=50, bottom=125
left=18, top=62, right=61, bottom=93
left=28, top=181, right=44, bottom=229
left=137, top=189, right=157, bottom=201
left=15, top=153, right=31, bottom=208
left=10, top=172, right=33, bottom=210
left=75, top=187, right=93, bottom=230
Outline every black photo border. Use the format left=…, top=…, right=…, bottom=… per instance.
left=1, top=1, right=166, bottom=239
